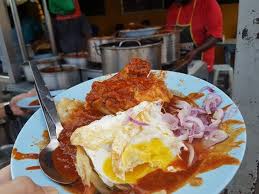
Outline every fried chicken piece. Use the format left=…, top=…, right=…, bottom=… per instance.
left=85, top=58, right=172, bottom=115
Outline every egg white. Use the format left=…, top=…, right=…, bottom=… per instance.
left=71, top=101, right=186, bottom=187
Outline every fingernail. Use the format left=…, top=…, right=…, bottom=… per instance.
left=42, top=186, right=59, bottom=194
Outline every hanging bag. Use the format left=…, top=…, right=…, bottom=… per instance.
left=48, top=0, right=75, bottom=15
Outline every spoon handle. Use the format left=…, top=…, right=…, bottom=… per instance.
left=30, top=61, right=62, bottom=137
left=35, top=85, right=57, bottom=140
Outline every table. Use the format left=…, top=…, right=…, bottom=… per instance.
left=216, top=39, right=237, bottom=66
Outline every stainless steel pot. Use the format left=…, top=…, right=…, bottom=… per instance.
left=87, top=36, right=115, bottom=63
left=23, top=63, right=50, bottom=82
left=153, top=30, right=180, bottom=64
left=116, top=30, right=180, bottom=65
left=80, top=68, right=103, bottom=81
left=99, top=38, right=162, bottom=75
left=40, top=65, right=80, bottom=90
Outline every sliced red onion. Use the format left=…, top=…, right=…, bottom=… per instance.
left=173, top=130, right=181, bottom=137
left=176, top=101, right=191, bottom=113
left=184, top=121, right=194, bottom=130
left=190, top=136, right=195, bottom=144
left=209, top=119, right=221, bottom=128
left=203, top=108, right=224, bottom=130
left=186, top=116, right=205, bottom=132
left=198, top=114, right=211, bottom=126
left=202, top=130, right=229, bottom=148
left=128, top=116, right=148, bottom=126
left=204, top=101, right=216, bottom=114
left=188, top=128, right=195, bottom=143
left=191, top=108, right=206, bottom=116
left=172, top=94, right=226, bottom=143
left=203, top=94, right=222, bottom=114
left=223, top=105, right=238, bottom=121
left=212, top=94, right=222, bottom=105
left=213, top=108, right=224, bottom=120
left=200, top=86, right=215, bottom=93
left=185, top=143, right=195, bottom=167
left=178, top=110, right=186, bottom=126
left=177, top=128, right=189, bottom=141
left=204, top=125, right=218, bottom=132
left=176, top=101, right=192, bottom=126
left=162, top=113, right=179, bottom=130
left=193, top=131, right=204, bottom=138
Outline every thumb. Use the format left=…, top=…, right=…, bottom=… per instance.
left=0, top=177, right=58, bottom=194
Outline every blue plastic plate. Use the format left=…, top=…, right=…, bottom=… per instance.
left=16, top=90, right=65, bottom=111
left=11, top=71, right=246, bottom=194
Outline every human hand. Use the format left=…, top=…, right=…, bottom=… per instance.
left=184, top=49, right=199, bottom=65
left=0, top=165, right=58, bottom=194
left=9, top=89, right=36, bottom=117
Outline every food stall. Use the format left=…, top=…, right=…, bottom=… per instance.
left=0, top=0, right=206, bottom=91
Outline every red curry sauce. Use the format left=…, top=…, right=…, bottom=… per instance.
left=26, top=166, right=41, bottom=170
left=12, top=148, right=39, bottom=160
left=52, top=104, right=104, bottom=190
left=29, top=99, right=40, bottom=106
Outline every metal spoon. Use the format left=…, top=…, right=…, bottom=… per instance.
left=37, top=99, right=76, bottom=185
left=31, top=62, right=77, bottom=184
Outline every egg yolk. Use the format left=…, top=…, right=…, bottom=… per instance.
left=103, top=138, right=174, bottom=184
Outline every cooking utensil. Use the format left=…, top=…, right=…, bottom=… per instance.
left=87, top=36, right=115, bottom=63
left=119, top=26, right=161, bottom=38
left=162, top=57, right=190, bottom=71
left=23, top=62, right=50, bottom=82
left=40, top=64, right=80, bottom=90
left=63, top=57, right=87, bottom=68
left=116, top=29, right=180, bottom=65
left=30, top=63, right=76, bottom=184
left=99, top=38, right=162, bottom=74
left=23, top=55, right=60, bottom=82
left=154, top=30, right=180, bottom=64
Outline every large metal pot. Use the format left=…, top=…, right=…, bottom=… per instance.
left=99, top=38, right=162, bottom=75
left=23, top=63, right=50, bottom=82
left=87, top=36, right=115, bottom=63
left=154, top=30, right=180, bottom=64
left=23, top=55, right=59, bottom=82
left=40, top=65, right=80, bottom=90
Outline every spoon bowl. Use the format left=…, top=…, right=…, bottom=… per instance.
left=39, top=139, right=76, bottom=185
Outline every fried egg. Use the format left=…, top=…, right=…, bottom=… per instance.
left=71, top=101, right=186, bottom=187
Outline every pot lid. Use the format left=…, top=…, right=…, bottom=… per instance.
left=99, top=38, right=162, bottom=49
